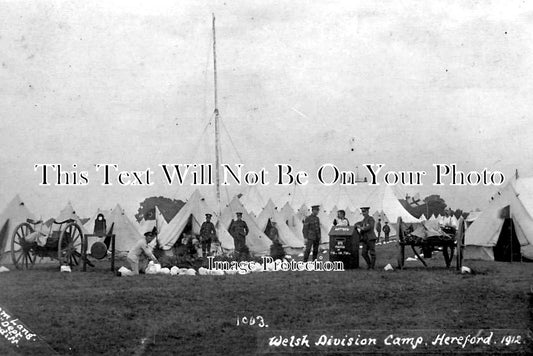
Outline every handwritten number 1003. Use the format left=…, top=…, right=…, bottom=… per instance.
left=236, top=316, right=268, bottom=328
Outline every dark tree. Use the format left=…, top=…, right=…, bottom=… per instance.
left=135, top=196, right=185, bottom=223
left=400, top=194, right=448, bottom=218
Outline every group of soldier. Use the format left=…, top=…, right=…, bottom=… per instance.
left=302, top=205, right=384, bottom=269
left=195, top=204, right=389, bottom=270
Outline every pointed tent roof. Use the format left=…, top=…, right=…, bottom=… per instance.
left=465, top=211, right=482, bottom=223
left=277, top=202, right=305, bottom=242
left=319, top=185, right=361, bottom=213
left=240, top=185, right=267, bottom=216
left=360, top=185, right=420, bottom=223
left=420, top=214, right=427, bottom=221
left=451, top=215, right=459, bottom=227
left=0, top=195, right=35, bottom=263
left=256, top=199, right=304, bottom=248
left=296, top=204, right=309, bottom=222
left=55, top=202, right=87, bottom=234
left=158, top=190, right=234, bottom=251
left=107, top=204, right=143, bottom=252
left=220, top=196, right=271, bottom=255
left=279, top=203, right=305, bottom=243
left=465, top=176, right=533, bottom=260
left=429, top=213, right=437, bottom=221
left=279, top=202, right=295, bottom=222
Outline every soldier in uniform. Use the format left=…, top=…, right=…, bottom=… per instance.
left=199, top=213, right=217, bottom=257
left=302, top=205, right=321, bottom=262
left=333, top=209, right=350, bottom=226
left=125, top=230, right=159, bottom=275
left=355, top=207, right=377, bottom=269
left=228, top=212, right=249, bottom=258
left=383, top=221, right=391, bottom=242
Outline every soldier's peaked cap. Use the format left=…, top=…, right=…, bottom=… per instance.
left=205, top=213, right=212, bottom=218
left=236, top=212, right=243, bottom=215
left=311, top=205, right=320, bottom=210
left=360, top=206, right=370, bottom=211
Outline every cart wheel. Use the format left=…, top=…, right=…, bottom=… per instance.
left=58, top=222, right=84, bottom=268
left=11, top=222, right=36, bottom=270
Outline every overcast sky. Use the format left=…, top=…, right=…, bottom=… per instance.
left=1, top=0, right=533, bottom=219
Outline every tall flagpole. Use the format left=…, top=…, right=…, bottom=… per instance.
left=213, top=13, right=222, bottom=216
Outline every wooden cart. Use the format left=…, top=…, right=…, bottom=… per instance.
left=10, top=218, right=85, bottom=269
left=396, top=216, right=465, bottom=269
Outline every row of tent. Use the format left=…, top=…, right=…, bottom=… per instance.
left=2, top=175, right=531, bottom=262
left=155, top=184, right=427, bottom=255
left=0, top=184, right=420, bottom=260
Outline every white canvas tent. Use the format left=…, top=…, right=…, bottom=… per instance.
left=296, top=204, right=309, bottom=222
left=465, top=176, right=533, bottom=261
left=279, top=202, right=295, bottom=224
left=155, top=206, right=168, bottom=233
left=158, top=190, right=234, bottom=251
left=345, top=208, right=358, bottom=226
left=0, top=195, right=35, bottom=264
left=107, top=204, right=143, bottom=252
left=240, top=185, right=267, bottom=216
left=360, top=185, right=420, bottom=224
left=256, top=199, right=304, bottom=248
left=279, top=202, right=305, bottom=242
left=465, top=211, right=482, bottom=228
left=420, top=214, right=427, bottom=221
left=220, top=196, right=271, bottom=256
left=55, top=202, right=88, bottom=234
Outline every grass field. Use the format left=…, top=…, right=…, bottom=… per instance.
left=0, top=242, right=532, bottom=355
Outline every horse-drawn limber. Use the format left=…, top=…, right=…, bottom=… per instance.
left=396, top=216, right=465, bottom=270
left=10, top=218, right=84, bottom=270
left=10, top=214, right=116, bottom=271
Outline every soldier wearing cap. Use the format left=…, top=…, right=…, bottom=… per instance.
left=200, top=213, right=217, bottom=257
left=229, top=212, right=249, bottom=258
left=355, top=207, right=377, bottom=269
left=126, top=230, right=159, bottom=275
left=333, top=209, right=350, bottom=227
left=302, top=205, right=321, bottom=261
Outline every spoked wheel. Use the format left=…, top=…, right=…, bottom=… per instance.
left=58, top=222, right=84, bottom=268
left=11, top=222, right=36, bottom=270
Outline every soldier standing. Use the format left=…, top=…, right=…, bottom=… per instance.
left=200, top=213, right=217, bottom=257
left=355, top=207, right=377, bottom=269
left=383, top=221, right=391, bottom=242
left=376, top=218, right=382, bottom=242
left=229, top=212, right=249, bottom=259
left=302, top=205, right=321, bottom=262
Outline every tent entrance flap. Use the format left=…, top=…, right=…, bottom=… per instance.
left=494, top=218, right=522, bottom=262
